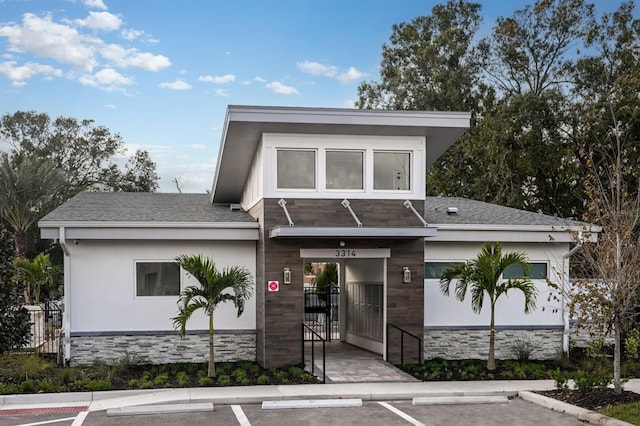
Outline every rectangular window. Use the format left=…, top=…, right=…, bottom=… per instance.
left=374, top=151, right=411, bottom=190
left=326, top=150, right=364, bottom=190
left=503, top=263, right=548, bottom=279
left=136, top=262, right=181, bottom=296
left=277, top=149, right=316, bottom=189
left=424, top=262, right=464, bottom=279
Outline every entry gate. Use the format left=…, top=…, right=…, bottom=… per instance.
left=303, top=286, right=339, bottom=341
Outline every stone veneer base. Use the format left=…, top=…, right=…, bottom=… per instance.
left=424, top=328, right=563, bottom=360
left=70, top=332, right=256, bottom=365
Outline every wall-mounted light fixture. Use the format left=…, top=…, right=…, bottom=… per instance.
left=283, top=267, right=291, bottom=284
left=339, top=241, right=346, bottom=247
left=403, top=267, right=412, bottom=283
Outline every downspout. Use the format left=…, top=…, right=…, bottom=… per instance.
left=58, top=227, right=71, bottom=364
left=562, top=235, right=582, bottom=354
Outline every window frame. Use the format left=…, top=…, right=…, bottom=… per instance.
left=372, top=150, right=412, bottom=192
left=134, top=260, right=182, bottom=298
left=275, top=148, right=317, bottom=191
left=324, top=149, right=365, bottom=191
left=503, top=262, right=548, bottom=280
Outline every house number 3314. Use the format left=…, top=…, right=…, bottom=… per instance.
left=335, top=249, right=356, bottom=257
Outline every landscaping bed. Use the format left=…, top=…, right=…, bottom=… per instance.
left=0, top=353, right=318, bottom=394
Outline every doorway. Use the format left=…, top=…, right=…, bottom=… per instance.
left=303, top=262, right=340, bottom=341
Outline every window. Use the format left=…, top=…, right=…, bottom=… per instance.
left=326, top=150, right=364, bottom=190
left=277, top=149, right=316, bottom=189
left=136, top=262, right=181, bottom=296
left=503, top=263, right=548, bottom=279
left=374, top=151, right=410, bottom=190
left=424, top=262, right=464, bottom=279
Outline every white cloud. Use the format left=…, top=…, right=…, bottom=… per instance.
left=198, top=74, right=235, bottom=84
left=105, top=104, right=117, bottom=109
left=0, top=61, right=62, bottom=85
left=254, top=76, right=266, bottom=83
left=214, top=88, right=228, bottom=96
left=266, top=81, right=298, bottom=95
left=189, top=144, right=206, bottom=150
left=84, top=0, right=108, bottom=10
left=158, top=161, right=216, bottom=193
left=75, top=11, right=121, bottom=31
left=79, top=67, right=133, bottom=90
left=337, top=66, right=366, bottom=84
left=159, top=79, right=192, bottom=90
left=99, top=44, right=170, bottom=71
left=120, top=28, right=142, bottom=41
left=0, top=13, right=99, bottom=73
left=297, top=60, right=337, bottom=77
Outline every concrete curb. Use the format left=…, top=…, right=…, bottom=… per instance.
left=413, top=395, right=509, bottom=405
left=262, top=398, right=363, bottom=410
left=518, top=391, right=634, bottom=426
left=106, top=402, right=214, bottom=417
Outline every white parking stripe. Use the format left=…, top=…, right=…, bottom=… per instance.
left=231, top=405, right=251, bottom=426
left=71, top=411, right=89, bottom=426
left=16, top=418, right=75, bottom=426
left=377, top=402, right=426, bottom=426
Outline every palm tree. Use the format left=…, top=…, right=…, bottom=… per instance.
left=0, top=154, right=67, bottom=259
left=172, top=254, right=254, bottom=377
left=14, top=253, right=62, bottom=304
left=439, top=242, right=538, bottom=370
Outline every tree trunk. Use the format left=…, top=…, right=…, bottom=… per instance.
left=208, top=313, right=216, bottom=378
left=14, top=230, right=27, bottom=260
left=488, top=303, right=496, bottom=370
left=614, top=320, right=621, bottom=393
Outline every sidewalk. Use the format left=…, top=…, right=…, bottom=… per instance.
left=2, top=379, right=638, bottom=425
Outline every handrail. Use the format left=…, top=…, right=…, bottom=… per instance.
left=302, top=323, right=326, bottom=384
left=386, top=323, right=422, bottom=366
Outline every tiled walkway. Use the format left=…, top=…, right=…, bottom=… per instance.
left=305, top=341, right=418, bottom=383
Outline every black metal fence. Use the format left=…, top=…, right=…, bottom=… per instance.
left=25, top=302, right=63, bottom=357
left=303, top=286, right=339, bottom=341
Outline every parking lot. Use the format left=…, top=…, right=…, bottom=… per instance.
left=0, top=398, right=584, bottom=426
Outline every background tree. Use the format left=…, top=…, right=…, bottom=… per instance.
left=564, top=2, right=640, bottom=394
left=440, top=242, right=537, bottom=370
left=172, top=255, right=254, bottom=378
left=0, top=111, right=159, bottom=194
left=0, top=229, right=31, bottom=354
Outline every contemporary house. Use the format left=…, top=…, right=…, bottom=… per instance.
left=39, top=105, right=595, bottom=367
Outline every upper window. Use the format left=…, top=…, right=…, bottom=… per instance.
left=277, top=149, right=316, bottom=189
left=136, top=262, right=181, bottom=297
left=326, top=150, right=364, bottom=190
left=424, top=262, right=464, bottom=279
left=374, top=151, right=411, bottom=190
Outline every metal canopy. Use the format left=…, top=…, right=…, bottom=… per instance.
left=269, top=226, right=437, bottom=239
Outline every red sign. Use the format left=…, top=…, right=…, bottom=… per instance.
left=268, top=281, right=279, bottom=292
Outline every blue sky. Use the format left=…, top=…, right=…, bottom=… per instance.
left=0, top=0, right=628, bottom=193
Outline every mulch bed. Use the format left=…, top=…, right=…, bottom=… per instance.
left=538, top=389, right=640, bottom=411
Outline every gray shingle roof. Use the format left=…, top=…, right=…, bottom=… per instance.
left=40, top=192, right=256, bottom=223
left=425, top=196, right=585, bottom=227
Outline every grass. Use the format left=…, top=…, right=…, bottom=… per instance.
left=601, top=402, right=640, bottom=425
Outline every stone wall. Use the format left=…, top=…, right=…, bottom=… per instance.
left=70, top=332, right=255, bottom=365
left=424, top=328, right=563, bottom=360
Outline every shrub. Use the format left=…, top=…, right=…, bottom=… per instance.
left=214, top=375, right=229, bottom=386
left=586, top=337, right=606, bottom=359
left=549, top=369, right=570, bottom=390
left=75, top=379, right=111, bottom=391
left=573, top=370, right=612, bottom=392
left=176, top=371, right=189, bottom=387
left=153, top=373, right=169, bottom=386
left=625, top=329, right=640, bottom=360
left=257, top=374, right=269, bottom=385
left=512, top=334, right=535, bottom=362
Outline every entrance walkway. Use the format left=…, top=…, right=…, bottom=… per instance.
left=306, top=341, right=418, bottom=383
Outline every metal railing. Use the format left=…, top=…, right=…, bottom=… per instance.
left=386, top=323, right=422, bottom=366
left=302, top=323, right=326, bottom=384
left=25, top=302, right=63, bottom=358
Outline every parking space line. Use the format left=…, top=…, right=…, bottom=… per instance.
left=377, top=402, right=426, bottom=426
left=16, top=418, right=75, bottom=426
left=231, top=405, right=251, bottom=426
left=71, top=411, right=88, bottom=426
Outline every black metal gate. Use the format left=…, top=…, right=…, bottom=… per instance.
left=303, top=286, right=339, bottom=341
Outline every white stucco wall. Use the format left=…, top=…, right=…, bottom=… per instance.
left=66, top=240, right=256, bottom=333
left=424, top=241, right=568, bottom=328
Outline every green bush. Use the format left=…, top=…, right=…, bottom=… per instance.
left=625, top=330, right=640, bottom=360
left=512, top=335, right=535, bottom=362
left=573, top=370, right=612, bottom=392
left=549, top=369, right=570, bottom=390
left=215, top=375, right=229, bottom=386
left=75, top=379, right=111, bottom=391
left=257, top=374, right=269, bottom=385
left=176, top=371, right=189, bottom=387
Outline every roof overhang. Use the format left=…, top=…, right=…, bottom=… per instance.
left=427, top=224, right=600, bottom=243
left=39, top=221, right=260, bottom=241
left=269, top=226, right=437, bottom=239
left=211, top=105, right=471, bottom=204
